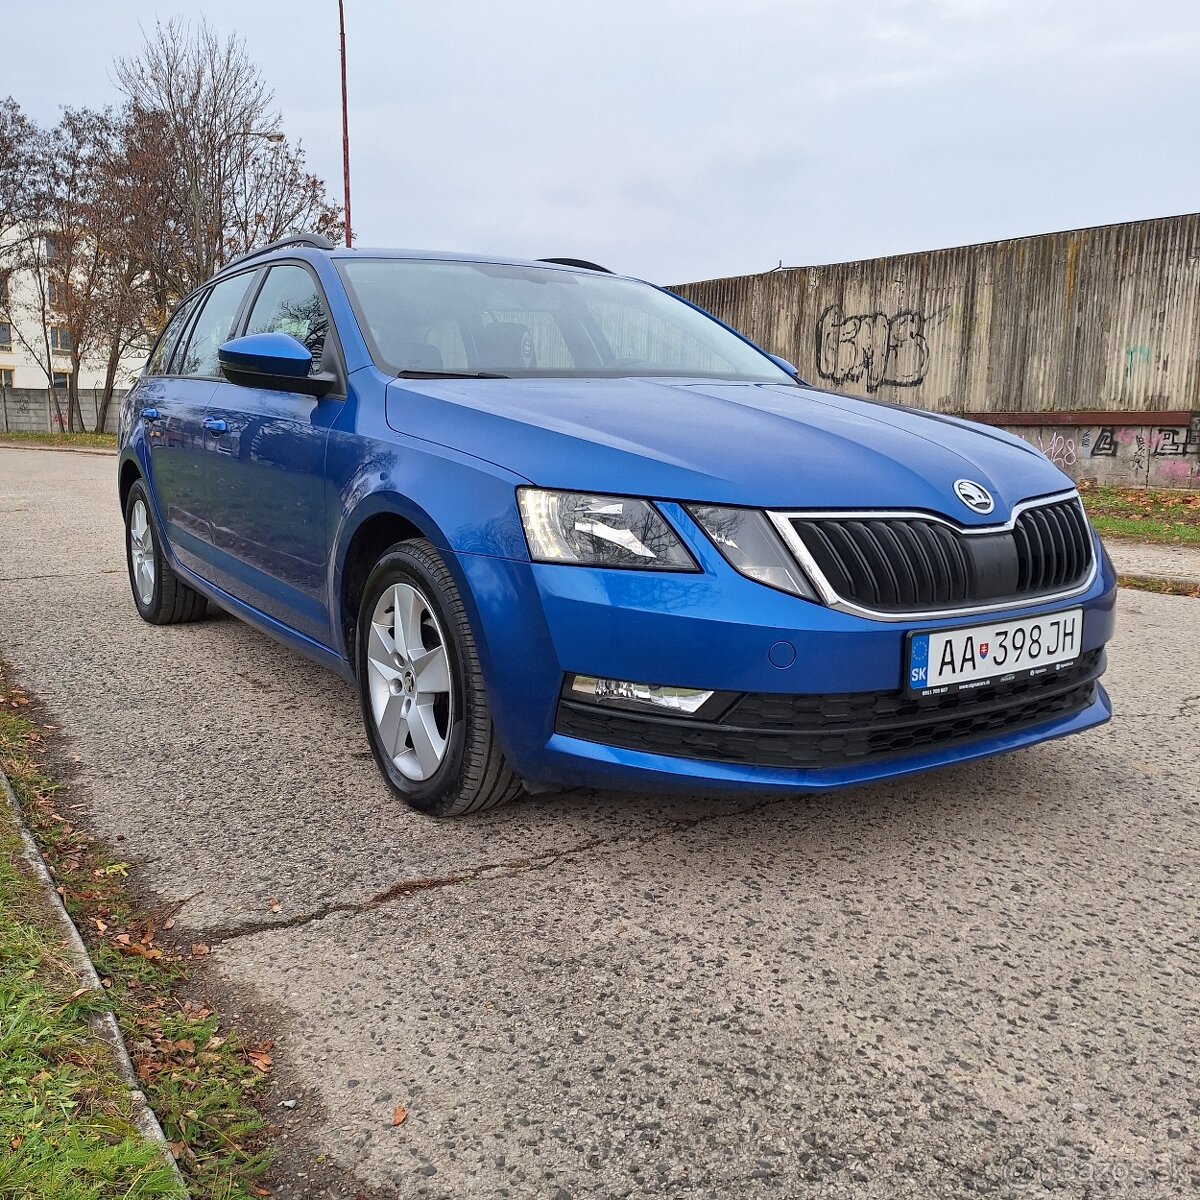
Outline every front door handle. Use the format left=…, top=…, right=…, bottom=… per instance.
left=202, top=417, right=228, bottom=436
left=142, top=407, right=161, bottom=423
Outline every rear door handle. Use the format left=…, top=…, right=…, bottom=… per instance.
left=202, top=417, right=228, bottom=435
left=142, top=407, right=161, bottom=423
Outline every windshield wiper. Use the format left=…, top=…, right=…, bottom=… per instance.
left=395, top=369, right=510, bottom=379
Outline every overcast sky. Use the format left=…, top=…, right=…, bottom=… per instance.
left=6, top=0, right=1198, bottom=284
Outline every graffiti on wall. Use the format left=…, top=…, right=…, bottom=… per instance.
left=815, top=305, right=930, bottom=393
left=1031, top=430, right=1078, bottom=469
left=1018, top=423, right=1200, bottom=486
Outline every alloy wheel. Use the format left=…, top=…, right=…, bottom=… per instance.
left=366, top=582, right=454, bottom=781
left=129, top=498, right=156, bottom=606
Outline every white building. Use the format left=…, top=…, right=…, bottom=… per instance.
left=0, top=231, right=145, bottom=393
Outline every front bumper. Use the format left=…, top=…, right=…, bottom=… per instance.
left=452, top=529, right=1117, bottom=794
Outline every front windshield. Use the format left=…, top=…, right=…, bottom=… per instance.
left=335, top=258, right=792, bottom=383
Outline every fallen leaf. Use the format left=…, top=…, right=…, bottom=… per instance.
left=94, top=918, right=108, bottom=934
left=250, top=1187, right=272, bottom=1197
left=175, top=1039, right=196, bottom=1055
left=392, top=1105, right=408, bottom=1126
left=191, top=943, right=210, bottom=957
left=10, top=1136, right=23, bottom=1151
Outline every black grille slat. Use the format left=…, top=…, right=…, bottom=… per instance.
left=874, top=520, right=920, bottom=608
left=806, top=521, right=855, bottom=597
left=557, top=650, right=1105, bottom=770
left=789, top=498, right=1093, bottom=613
left=1013, top=520, right=1033, bottom=592
left=1048, top=504, right=1075, bottom=587
left=857, top=521, right=903, bottom=607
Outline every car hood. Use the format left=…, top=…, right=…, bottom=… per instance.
left=384, top=376, right=1069, bottom=522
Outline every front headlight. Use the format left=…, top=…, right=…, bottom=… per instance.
left=688, top=505, right=819, bottom=601
left=518, top=489, right=696, bottom=570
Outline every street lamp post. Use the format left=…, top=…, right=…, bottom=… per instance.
left=338, top=0, right=353, bottom=247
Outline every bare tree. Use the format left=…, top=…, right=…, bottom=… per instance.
left=0, top=96, right=39, bottom=241
left=115, top=19, right=279, bottom=293
left=39, top=108, right=122, bottom=431
left=0, top=96, right=43, bottom=395
left=87, top=106, right=168, bottom=432
left=228, top=138, right=345, bottom=256
left=1, top=22, right=344, bottom=433
left=2, top=226, right=67, bottom=431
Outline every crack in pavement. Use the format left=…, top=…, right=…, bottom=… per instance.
left=193, top=793, right=796, bottom=946
left=1107, top=694, right=1200, bottom=720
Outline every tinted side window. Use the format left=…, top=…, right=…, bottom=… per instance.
left=176, top=272, right=255, bottom=378
left=245, top=265, right=330, bottom=373
left=146, top=294, right=200, bottom=376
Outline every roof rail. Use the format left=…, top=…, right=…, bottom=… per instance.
left=538, top=257, right=613, bottom=273
left=220, top=232, right=336, bottom=273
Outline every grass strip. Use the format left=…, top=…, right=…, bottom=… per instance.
left=1079, top=481, right=1200, bottom=546
left=0, top=431, right=118, bottom=450
left=0, top=797, right=183, bottom=1197
left=0, top=662, right=274, bottom=1199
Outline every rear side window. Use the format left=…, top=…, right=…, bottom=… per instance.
left=176, top=272, right=255, bottom=378
left=245, top=264, right=330, bottom=373
left=146, top=294, right=201, bottom=376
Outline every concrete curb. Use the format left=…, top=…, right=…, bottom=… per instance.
left=1118, top=572, right=1200, bottom=593
left=0, top=440, right=117, bottom=456
left=0, top=770, right=189, bottom=1195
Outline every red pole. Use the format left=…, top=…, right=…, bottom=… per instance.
left=338, top=0, right=353, bottom=247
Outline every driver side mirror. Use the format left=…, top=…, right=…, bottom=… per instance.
left=218, top=332, right=335, bottom=398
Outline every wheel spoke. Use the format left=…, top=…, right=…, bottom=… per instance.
left=375, top=695, right=406, bottom=757
left=393, top=584, right=423, bottom=658
left=407, top=703, right=445, bottom=777
left=366, top=622, right=401, bottom=680
left=412, top=644, right=449, bottom=696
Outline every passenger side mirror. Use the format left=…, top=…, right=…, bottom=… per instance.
left=218, top=332, right=335, bottom=398
left=768, top=353, right=805, bottom=383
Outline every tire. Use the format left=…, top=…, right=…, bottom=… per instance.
left=356, top=539, right=522, bottom=816
left=123, top=480, right=208, bottom=625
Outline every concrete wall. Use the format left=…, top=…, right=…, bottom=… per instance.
left=0, top=388, right=124, bottom=435
left=997, top=416, right=1200, bottom=489
left=674, top=213, right=1200, bottom=488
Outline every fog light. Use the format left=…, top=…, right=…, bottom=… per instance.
left=566, top=674, right=724, bottom=716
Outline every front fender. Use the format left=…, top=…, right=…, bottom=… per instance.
left=326, top=428, right=533, bottom=661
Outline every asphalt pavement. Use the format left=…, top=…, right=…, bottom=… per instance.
left=0, top=446, right=1196, bottom=1199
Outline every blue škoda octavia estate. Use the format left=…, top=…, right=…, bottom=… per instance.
left=118, top=234, right=1115, bottom=816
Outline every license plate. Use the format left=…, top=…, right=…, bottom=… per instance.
left=907, top=608, right=1083, bottom=695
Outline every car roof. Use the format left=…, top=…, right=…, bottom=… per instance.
left=212, top=235, right=623, bottom=282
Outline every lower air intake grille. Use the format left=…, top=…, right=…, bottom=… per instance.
left=556, top=650, right=1104, bottom=770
